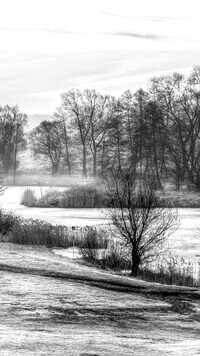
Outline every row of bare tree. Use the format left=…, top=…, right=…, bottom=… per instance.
left=28, top=66, right=200, bottom=190
left=1, top=66, right=200, bottom=190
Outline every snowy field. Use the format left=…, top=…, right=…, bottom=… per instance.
left=1, top=186, right=200, bottom=259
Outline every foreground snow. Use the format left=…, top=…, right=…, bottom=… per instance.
left=0, top=243, right=199, bottom=356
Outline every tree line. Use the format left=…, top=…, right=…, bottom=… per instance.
left=0, top=105, right=27, bottom=182
left=1, top=66, right=200, bottom=190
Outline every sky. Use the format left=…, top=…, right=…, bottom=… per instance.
left=0, top=0, right=200, bottom=114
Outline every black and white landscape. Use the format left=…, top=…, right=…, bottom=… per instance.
left=0, top=1, right=200, bottom=355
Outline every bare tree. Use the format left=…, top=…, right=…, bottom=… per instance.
left=52, top=106, right=72, bottom=175
left=29, top=120, right=63, bottom=175
left=0, top=158, right=4, bottom=194
left=150, top=68, right=200, bottom=190
left=0, top=105, right=27, bottom=176
left=87, top=92, right=113, bottom=177
left=61, top=89, right=92, bottom=177
left=105, top=170, right=177, bottom=277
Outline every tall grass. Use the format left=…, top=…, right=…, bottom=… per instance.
left=0, top=209, right=108, bottom=250
left=138, top=255, right=196, bottom=287
left=58, top=185, right=105, bottom=208
left=9, top=218, right=74, bottom=247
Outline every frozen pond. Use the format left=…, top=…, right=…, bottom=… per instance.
left=1, top=186, right=200, bottom=258
left=0, top=186, right=108, bottom=226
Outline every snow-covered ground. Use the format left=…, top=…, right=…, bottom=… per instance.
left=1, top=186, right=200, bottom=258
left=0, top=243, right=199, bottom=356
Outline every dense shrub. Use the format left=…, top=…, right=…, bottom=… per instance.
left=101, top=242, right=131, bottom=270
left=21, top=188, right=37, bottom=207
left=37, top=189, right=61, bottom=207
left=0, top=210, right=20, bottom=237
left=80, top=227, right=108, bottom=261
left=57, top=184, right=105, bottom=208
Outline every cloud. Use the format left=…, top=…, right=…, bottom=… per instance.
left=102, top=11, right=200, bottom=23
left=109, top=31, right=162, bottom=40
left=37, top=28, right=79, bottom=35
left=0, top=25, right=161, bottom=40
left=0, top=25, right=79, bottom=35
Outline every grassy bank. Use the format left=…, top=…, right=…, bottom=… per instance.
left=0, top=209, right=197, bottom=287
left=80, top=241, right=197, bottom=287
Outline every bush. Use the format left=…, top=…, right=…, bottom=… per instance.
left=58, top=184, right=105, bottom=208
left=37, top=189, right=60, bottom=207
left=21, top=188, right=37, bottom=207
left=0, top=210, right=20, bottom=237
left=101, top=242, right=131, bottom=270
left=80, top=227, right=108, bottom=261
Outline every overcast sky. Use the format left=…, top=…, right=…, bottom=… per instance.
left=0, top=0, right=200, bottom=114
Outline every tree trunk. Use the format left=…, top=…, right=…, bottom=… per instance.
left=0, top=158, right=4, bottom=186
left=13, top=132, right=18, bottom=185
left=93, top=148, right=97, bottom=177
left=62, top=119, right=71, bottom=175
left=82, top=145, right=87, bottom=177
left=131, top=249, right=140, bottom=277
left=194, top=176, right=200, bottom=191
left=101, top=141, right=105, bottom=177
left=52, top=163, right=58, bottom=175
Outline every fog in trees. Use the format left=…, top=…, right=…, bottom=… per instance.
left=2, top=66, right=200, bottom=192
